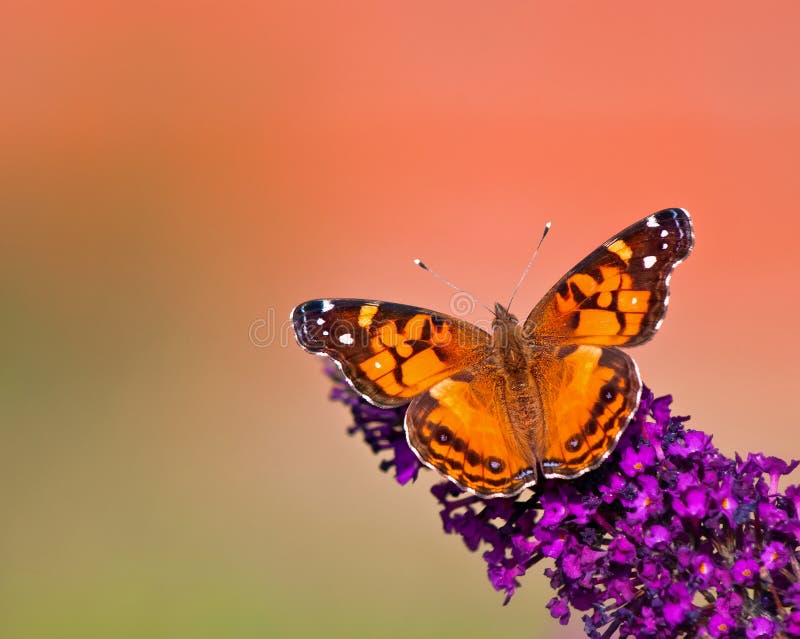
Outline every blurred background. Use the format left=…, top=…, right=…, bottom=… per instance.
left=3, top=2, right=800, bottom=637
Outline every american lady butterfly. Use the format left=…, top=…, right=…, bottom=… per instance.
left=293, top=209, right=693, bottom=497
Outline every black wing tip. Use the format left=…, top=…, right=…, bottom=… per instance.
left=290, top=299, right=323, bottom=330
left=651, top=208, right=695, bottom=257
left=652, top=207, right=692, bottom=230
left=294, top=298, right=332, bottom=312
left=291, top=299, right=335, bottom=352
left=655, top=206, right=693, bottom=227
left=655, top=207, right=690, bottom=218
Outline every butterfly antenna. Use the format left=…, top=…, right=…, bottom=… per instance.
left=507, top=221, right=552, bottom=312
left=413, top=259, right=495, bottom=315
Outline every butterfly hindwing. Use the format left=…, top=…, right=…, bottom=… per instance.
left=533, top=344, right=641, bottom=478
left=292, top=299, right=491, bottom=408
left=405, top=367, right=537, bottom=496
left=525, top=208, right=693, bottom=346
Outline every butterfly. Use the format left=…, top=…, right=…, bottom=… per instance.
left=292, top=208, right=693, bottom=497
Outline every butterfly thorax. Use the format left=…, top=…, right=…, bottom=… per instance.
left=491, top=303, right=531, bottom=374
left=490, top=302, right=541, bottom=458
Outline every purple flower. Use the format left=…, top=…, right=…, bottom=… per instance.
left=747, top=617, right=777, bottom=639
left=325, top=369, right=800, bottom=638
left=691, top=553, right=716, bottom=588
left=663, top=582, right=692, bottom=626
left=786, top=484, right=800, bottom=516
left=644, top=523, right=671, bottom=548
left=667, top=428, right=713, bottom=458
left=786, top=610, right=800, bottom=634
left=621, top=474, right=663, bottom=523
left=741, top=454, right=800, bottom=494
left=761, top=540, right=789, bottom=571
left=732, top=558, right=759, bottom=586
left=707, top=612, right=737, bottom=637
left=538, top=490, right=569, bottom=526
left=712, top=476, right=739, bottom=527
left=619, top=443, right=656, bottom=477
left=547, top=596, right=570, bottom=625
left=327, top=365, right=424, bottom=485
left=673, top=486, right=709, bottom=519
left=608, top=535, right=636, bottom=564
left=488, top=563, right=523, bottom=602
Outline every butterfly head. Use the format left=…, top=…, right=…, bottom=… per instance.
left=492, top=302, right=519, bottom=328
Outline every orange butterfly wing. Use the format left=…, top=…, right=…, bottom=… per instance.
left=525, top=208, right=694, bottom=347
left=292, top=299, right=491, bottom=408
left=405, top=367, right=537, bottom=496
left=532, top=345, right=641, bottom=479
left=521, top=208, right=692, bottom=480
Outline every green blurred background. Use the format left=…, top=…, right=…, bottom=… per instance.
left=3, top=2, right=800, bottom=637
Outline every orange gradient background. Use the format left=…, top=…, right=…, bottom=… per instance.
left=3, top=3, right=800, bottom=637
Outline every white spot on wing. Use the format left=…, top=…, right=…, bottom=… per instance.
left=643, top=255, right=657, bottom=269
left=316, top=318, right=325, bottom=325
left=660, top=229, right=668, bottom=237
left=654, top=318, right=664, bottom=331
left=646, top=216, right=659, bottom=228
left=374, top=361, right=382, bottom=369
left=322, top=330, right=329, bottom=336
left=321, top=299, right=334, bottom=312
left=631, top=297, right=638, bottom=305
left=338, top=333, right=354, bottom=345
left=661, top=243, right=668, bottom=250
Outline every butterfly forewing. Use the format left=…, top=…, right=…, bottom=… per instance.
left=292, top=299, right=492, bottom=408
left=525, top=208, right=693, bottom=347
